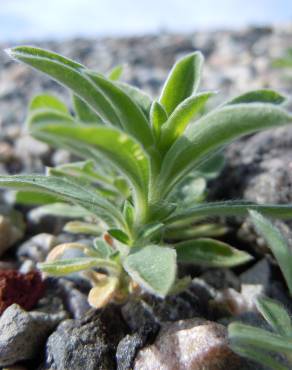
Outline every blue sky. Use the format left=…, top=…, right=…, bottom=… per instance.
left=0, top=0, right=291, bottom=41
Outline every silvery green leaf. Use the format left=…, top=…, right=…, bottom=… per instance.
left=157, top=104, right=292, bottom=198
left=123, top=200, right=135, bottom=229
left=51, top=160, right=115, bottom=187
left=64, top=221, right=103, bottom=236
left=250, top=210, right=292, bottom=296
left=166, top=201, right=292, bottom=225
left=176, top=238, right=252, bottom=267
left=123, top=245, right=177, bottom=297
left=256, top=296, right=292, bottom=337
left=108, top=228, right=130, bottom=244
left=137, top=222, right=164, bottom=242
left=227, top=89, right=286, bottom=105
left=27, top=108, right=75, bottom=126
left=14, top=191, right=59, bottom=205
left=108, top=65, right=123, bottom=81
left=181, top=177, right=206, bottom=203
left=84, top=70, right=154, bottom=150
left=165, top=223, right=227, bottom=240
left=7, top=46, right=120, bottom=124
left=72, top=94, right=103, bottom=123
left=29, top=94, right=69, bottom=113
left=159, top=52, right=203, bottom=115
left=150, top=101, right=168, bottom=140
left=92, top=238, right=113, bottom=259
left=0, top=175, right=124, bottom=227
left=195, top=152, right=225, bottom=179
left=230, top=343, right=288, bottom=370
left=160, top=91, right=214, bottom=151
left=31, top=123, right=150, bottom=202
left=228, top=322, right=292, bottom=355
left=117, top=81, right=152, bottom=118
left=38, top=257, right=101, bottom=275
left=29, top=202, right=92, bottom=222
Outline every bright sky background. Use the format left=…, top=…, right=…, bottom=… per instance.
left=0, top=0, right=291, bottom=41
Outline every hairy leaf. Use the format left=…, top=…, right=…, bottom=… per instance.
left=29, top=202, right=91, bottom=221
left=229, top=322, right=292, bottom=355
left=31, top=123, right=150, bottom=199
left=159, top=52, right=203, bottom=115
left=256, top=296, right=292, bottom=337
left=176, top=238, right=252, bottom=267
left=157, top=104, right=292, bottom=197
left=117, top=82, right=152, bottom=118
left=108, top=228, right=130, bottom=244
left=84, top=70, right=154, bottom=149
left=250, top=210, right=292, bottom=295
left=38, top=257, right=101, bottom=275
left=14, top=191, right=59, bottom=205
left=64, top=221, right=103, bottom=236
left=230, top=343, right=288, bottom=370
left=72, top=94, right=103, bottom=123
left=150, top=101, right=168, bottom=140
left=7, top=46, right=120, bottom=125
left=123, top=245, right=176, bottom=297
left=227, top=89, right=286, bottom=105
left=195, top=152, right=225, bottom=179
left=160, top=91, right=214, bottom=151
left=92, top=238, right=113, bottom=259
left=0, top=175, right=124, bottom=227
left=166, top=201, right=292, bottom=224
left=108, top=64, right=123, bottom=80
left=30, top=94, right=68, bottom=113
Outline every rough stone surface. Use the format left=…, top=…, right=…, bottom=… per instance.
left=34, top=277, right=91, bottom=319
left=133, top=318, right=246, bottom=370
left=43, top=306, right=127, bottom=370
left=116, top=333, right=146, bottom=370
left=0, top=304, right=65, bottom=367
left=122, top=279, right=214, bottom=332
left=210, top=126, right=292, bottom=253
left=0, top=210, right=24, bottom=257
left=17, top=233, right=58, bottom=263
left=240, top=258, right=272, bottom=288
left=215, top=284, right=264, bottom=316
left=56, top=278, right=91, bottom=319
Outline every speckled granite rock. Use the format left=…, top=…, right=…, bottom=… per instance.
left=0, top=304, right=66, bottom=367
left=42, top=306, right=127, bottom=370
left=133, top=318, right=248, bottom=370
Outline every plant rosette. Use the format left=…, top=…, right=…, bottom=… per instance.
left=2, top=46, right=292, bottom=308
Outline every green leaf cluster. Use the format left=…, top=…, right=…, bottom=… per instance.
left=229, top=212, right=292, bottom=369
left=229, top=296, right=292, bottom=370
left=2, top=46, right=292, bottom=304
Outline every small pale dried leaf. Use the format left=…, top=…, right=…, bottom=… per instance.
left=88, top=276, right=119, bottom=308
left=46, top=242, right=88, bottom=262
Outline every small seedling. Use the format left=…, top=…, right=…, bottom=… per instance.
left=229, top=296, right=292, bottom=370
left=1, top=46, right=292, bottom=307
left=229, top=211, right=292, bottom=369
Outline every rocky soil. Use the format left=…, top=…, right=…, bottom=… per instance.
left=0, top=24, right=292, bottom=369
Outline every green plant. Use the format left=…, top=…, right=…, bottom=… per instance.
left=229, top=211, right=292, bottom=369
left=2, top=46, right=292, bottom=307
left=229, top=296, right=292, bottom=370
left=250, top=210, right=292, bottom=295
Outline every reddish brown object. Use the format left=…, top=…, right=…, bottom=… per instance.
left=103, top=233, right=114, bottom=247
left=0, top=270, right=45, bottom=314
